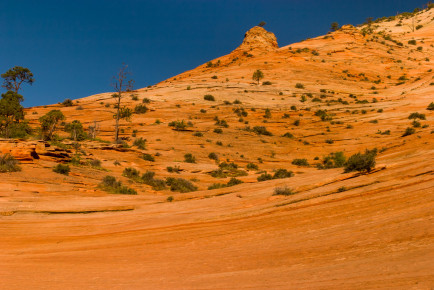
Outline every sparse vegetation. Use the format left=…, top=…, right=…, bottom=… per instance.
left=0, top=154, right=21, bottom=172
left=99, top=175, right=137, bottom=195
left=53, top=163, right=71, bottom=175
left=273, top=186, right=295, bottom=196
left=344, top=149, right=377, bottom=173
left=204, top=94, right=215, bottom=101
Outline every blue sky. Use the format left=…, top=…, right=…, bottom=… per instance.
left=1, top=0, right=428, bottom=107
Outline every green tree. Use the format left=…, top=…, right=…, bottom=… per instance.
left=1, top=66, right=34, bottom=93
left=330, top=22, right=340, bottom=32
left=0, top=91, right=25, bottom=138
left=252, top=69, right=264, bottom=85
left=39, top=110, right=65, bottom=140
left=64, top=120, right=87, bottom=141
left=112, top=65, right=134, bottom=142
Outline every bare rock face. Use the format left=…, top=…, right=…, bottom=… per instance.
left=236, top=26, right=278, bottom=52
left=0, top=140, right=43, bottom=162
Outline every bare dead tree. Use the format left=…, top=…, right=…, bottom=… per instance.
left=88, top=120, right=100, bottom=139
left=112, top=65, right=134, bottom=142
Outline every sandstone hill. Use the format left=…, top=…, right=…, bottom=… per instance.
left=1, top=6, right=434, bottom=289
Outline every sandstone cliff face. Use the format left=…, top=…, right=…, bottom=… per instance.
left=0, top=139, right=43, bottom=162
left=235, top=26, right=278, bottom=52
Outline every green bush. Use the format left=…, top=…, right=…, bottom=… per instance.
left=184, top=153, right=196, bottom=163
left=427, top=102, right=434, bottom=110
left=282, top=132, right=294, bottom=138
left=272, top=169, right=294, bottom=179
left=257, top=172, right=273, bottom=182
left=53, top=163, right=71, bottom=175
left=273, top=186, right=295, bottom=196
left=123, top=167, right=141, bottom=179
left=208, top=152, right=218, bottom=160
left=134, top=104, right=148, bottom=114
left=252, top=126, right=272, bottom=136
left=295, top=83, right=305, bottom=89
left=213, top=128, right=223, bottom=134
left=204, top=94, right=215, bottom=101
left=142, top=153, right=155, bottom=162
left=344, top=149, right=377, bottom=173
left=408, top=112, right=426, bottom=120
left=99, top=175, right=137, bottom=195
left=292, top=159, right=309, bottom=166
left=0, top=154, right=21, bottom=172
left=133, top=137, right=146, bottom=149
left=167, top=165, right=181, bottom=173
left=317, top=152, right=346, bottom=169
left=62, top=99, right=73, bottom=106
left=246, top=163, right=258, bottom=170
left=165, top=177, right=197, bottom=193
left=402, top=127, right=416, bottom=137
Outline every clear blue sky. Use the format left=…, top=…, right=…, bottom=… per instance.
left=1, top=0, right=428, bottom=107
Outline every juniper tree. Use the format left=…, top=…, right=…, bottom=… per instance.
left=252, top=69, right=264, bottom=85
left=1, top=66, right=34, bottom=93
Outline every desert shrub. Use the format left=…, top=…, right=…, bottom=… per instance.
left=99, top=175, right=137, bottom=195
left=295, top=83, right=305, bottom=89
left=282, top=132, right=294, bottom=138
left=408, top=112, right=426, bottom=120
left=167, top=165, right=181, bottom=173
left=290, top=105, right=297, bottom=111
left=53, top=163, right=70, bottom=175
left=123, top=167, right=141, bottom=179
left=204, top=94, right=215, bottom=101
left=131, top=94, right=138, bottom=101
left=213, top=128, right=223, bottom=134
left=317, top=152, right=346, bottom=169
left=293, top=120, right=300, bottom=126
left=402, top=127, right=416, bottom=137
left=133, top=137, right=146, bottom=149
left=292, top=158, right=309, bottom=166
left=62, top=99, right=73, bottom=106
left=233, top=99, right=242, bottom=104
left=246, top=162, right=258, bottom=170
left=408, top=40, right=417, bottom=45
left=262, top=81, right=272, bottom=85
left=200, top=109, right=207, bottom=113
left=208, top=183, right=227, bottom=190
left=167, top=196, right=174, bottom=202
left=193, top=132, right=203, bottom=137
left=208, top=152, right=218, bottom=160
left=215, top=118, right=229, bottom=127
left=412, top=120, right=421, bottom=128
left=88, top=159, right=102, bottom=168
left=219, top=162, right=238, bottom=170
left=140, top=171, right=167, bottom=190
left=263, top=108, right=272, bottom=118
left=142, top=153, right=155, bottom=162
left=344, top=149, right=377, bottom=173
left=168, top=120, right=189, bottom=131
left=427, top=102, right=434, bottom=110
left=252, top=126, right=272, bottom=136
left=273, top=186, right=295, bottom=196
left=134, top=104, right=148, bottom=114
left=273, top=169, right=293, bottom=179
left=325, top=139, right=334, bottom=144
left=227, top=177, right=243, bottom=186
left=142, top=98, right=151, bottom=104
left=165, top=177, right=197, bottom=193
left=0, top=154, right=21, bottom=172
left=257, top=172, right=273, bottom=182
left=184, top=153, right=196, bottom=163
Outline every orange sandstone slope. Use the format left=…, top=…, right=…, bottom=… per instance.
left=1, top=8, right=434, bottom=289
